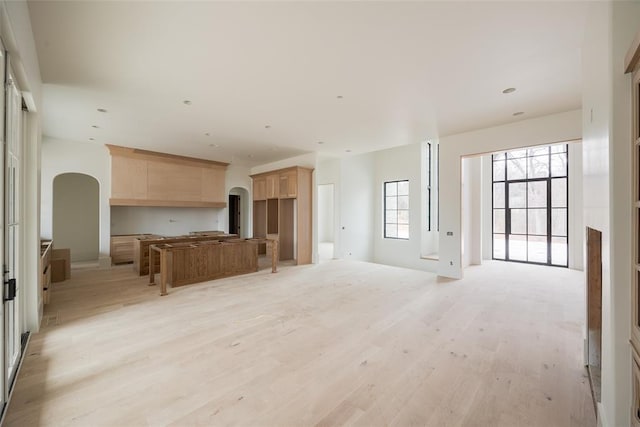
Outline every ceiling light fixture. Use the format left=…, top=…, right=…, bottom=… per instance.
left=89, top=137, right=95, bottom=141
left=337, top=95, right=343, bottom=99
left=205, top=132, right=210, bottom=136
left=502, top=87, right=516, bottom=94
left=97, top=108, right=107, bottom=113
left=91, top=125, right=99, bottom=129
left=513, top=111, right=525, bottom=116
left=317, top=141, right=324, bottom=145
left=345, top=149, right=351, bottom=153
left=183, top=100, right=192, bottom=105
left=265, top=125, right=271, bottom=129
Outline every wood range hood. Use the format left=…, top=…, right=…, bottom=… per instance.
left=107, top=144, right=229, bottom=208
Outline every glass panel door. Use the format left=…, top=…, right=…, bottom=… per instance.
left=492, top=144, right=568, bottom=267
left=0, top=38, right=6, bottom=410
left=5, top=65, right=21, bottom=388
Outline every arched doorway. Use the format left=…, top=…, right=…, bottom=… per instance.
left=229, top=187, right=250, bottom=238
left=53, top=173, right=100, bottom=262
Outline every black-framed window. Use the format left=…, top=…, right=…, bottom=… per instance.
left=384, top=180, right=409, bottom=239
left=492, top=144, right=568, bottom=267
left=426, top=142, right=432, bottom=231
left=437, top=144, right=440, bottom=231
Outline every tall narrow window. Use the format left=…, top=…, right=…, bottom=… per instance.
left=384, top=180, right=409, bottom=239
left=426, top=142, right=432, bottom=231
left=492, top=144, right=568, bottom=266
left=437, top=144, right=440, bottom=231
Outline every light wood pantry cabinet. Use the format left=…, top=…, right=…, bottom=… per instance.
left=107, top=144, right=228, bottom=208
left=251, top=166, right=313, bottom=265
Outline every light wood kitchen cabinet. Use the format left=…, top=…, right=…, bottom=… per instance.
left=250, top=166, right=313, bottom=265
left=279, top=170, right=297, bottom=198
left=111, top=234, right=159, bottom=264
left=201, top=167, right=226, bottom=203
left=107, top=145, right=228, bottom=208
left=111, top=156, right=148, bottom=200
left=253, top=177, right=266, bottom=201
left=266, top=173, right=279, bottom=199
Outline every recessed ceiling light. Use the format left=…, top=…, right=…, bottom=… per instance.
left=265, top=125, right=271, bottom=129
left=502, top=87, right=516, bottom=94
left=91, top=125, right=99, bottom=129
left=513, top=111, right=525, bottom=116
left=183, top=100, right=192, bottom=105
left=317, top=141, right=324, bottom=145
left=97, top=108, right=107, bottom=113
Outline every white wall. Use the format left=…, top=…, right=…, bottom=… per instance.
left=461, top=156, right=482, bottom=268
left=317, top=184, right=334, bottom=243
left=582, top=3, right=614, bottom=426
left=481, top=155, right=493, bottom=260
left=372, top=143, right=438, bottom=271
left=111, top=206, right=222, bottom=236
left=438, top=109, right=582, bottom=279
left=250, top=153, right=317, bottom=175
left=41, top=138, right=111, bottom=265
left=568, top=142, right=583, bottom=271
left=581, top=2, right=640, bottom=426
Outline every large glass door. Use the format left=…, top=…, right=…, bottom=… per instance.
left=492, top=144, right=568, bottom=267
left=4, top=63, right=21, bottom=388
left=0, top=38, right=6, bottom=411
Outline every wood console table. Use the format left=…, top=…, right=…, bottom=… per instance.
left=149, top=238, right=278, bottom=296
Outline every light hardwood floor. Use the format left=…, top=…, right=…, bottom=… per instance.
left=6, top=259, right=595, bottom=426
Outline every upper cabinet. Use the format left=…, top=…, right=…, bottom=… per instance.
left=253, top=177, right=266, bottom=201
left=252, top=169, right=299, bottom=200
left=266, top=173, right=279, bottom=199
left=107, top=145, right=228, bottom=208
left=279, top=170, right=297, bottom=198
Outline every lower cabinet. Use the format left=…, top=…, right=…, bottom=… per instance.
left=111, top=234, right=155, bottom=264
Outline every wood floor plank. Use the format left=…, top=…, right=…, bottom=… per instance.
left=5, top=260, right=595, bottom=426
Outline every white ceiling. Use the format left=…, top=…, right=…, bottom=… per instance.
left=28, top=1, right=588, bottom=166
